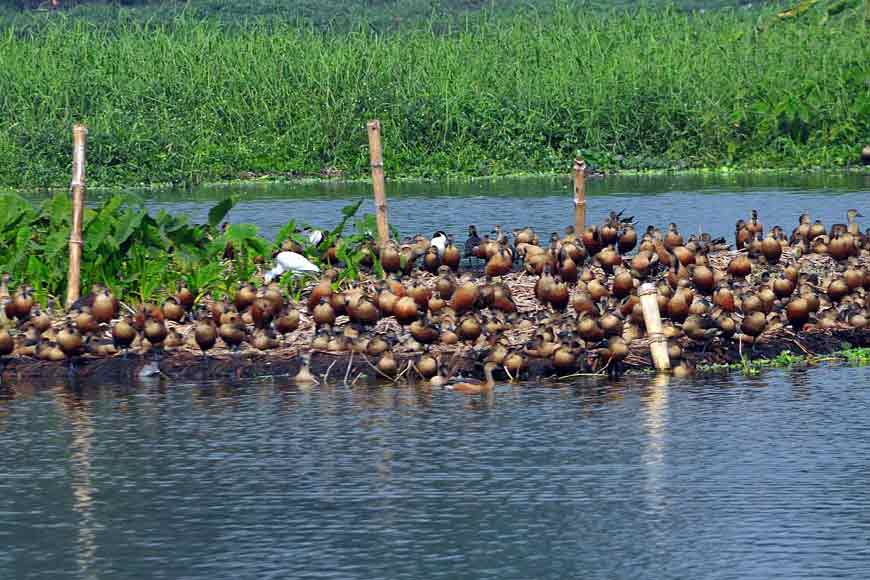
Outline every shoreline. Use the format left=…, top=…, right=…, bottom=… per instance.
left=4, top=165, right=868, bottom=195
left=2, top=329, right=867, bottom=389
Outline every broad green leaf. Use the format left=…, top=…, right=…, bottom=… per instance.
left=85, top=215, right=114, bottom=251
left=113, top=208, right=145, bottom=248
left=224, top=223, right=260, bottom=243
left=207, top=195, right=239, bottom=228
left=0, top=193, right=35, bottom=232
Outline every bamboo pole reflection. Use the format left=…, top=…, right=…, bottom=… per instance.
left=641, top=373, right=670, bottom=516
left=54, top=387, right=99, bottom=580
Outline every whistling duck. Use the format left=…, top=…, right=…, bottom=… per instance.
left=846, top=209, right=862, bottom=236
left=442, top=235, right=461, bottom=270
left=313, top=298, right=337, bottom=327
left=31, top=305, right=52, bottom=333
left=293, top=353, right=318, bottom=385
left=57, top=322, right=84, bottom=358
left=162, top=296, right=185, bottom=323
left=380, top=242, right=401, bottom=273
left=416, top=354, right=439, bottom=379
left=176, top=281, right=195, bottom=309
left=464, top=225, right=481, bottom=262
left=112, top=316, right=137, bottom=354
left=393, top=296, right=420, bottom=325
left=252, top=329, right=279, bottom=351
left=92, top=287, right=119, bottom=324
left=219, top=313, right=246, bottom=350
left=446, top=362, right=497, bottom=394
left=0, top=327, right=13, bottom=358
left=377, top=350, right=399, bottom=378
left=144, top=315, right=168, bottom=348
left=423, top=246, right=442, bottom=273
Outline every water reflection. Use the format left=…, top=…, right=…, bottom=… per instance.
left=788, top=367, right=813, bottom=401
left=54, top=389, right=99, bottom=580
left=2, top=365, right=869, bottom=579
left=641, top=374, right=670, bottom=523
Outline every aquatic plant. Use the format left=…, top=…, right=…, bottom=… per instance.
left=0, top=192, right=375, bottom=306
left=0, top=2, right=867, bottom=188
left=698, top=346, right=870, bottom=376
left=839, top=347, right=870, bottom=365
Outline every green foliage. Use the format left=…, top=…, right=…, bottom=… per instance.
left=0, top=192, right=236, bottom=304
left=0, top=0, right=770, bottom=32
left=699, top=347, right=870, bottom=376
left=0, top=193, right=380, bottom=305
left=207, top=195, right=239, bottom=228
left=0, top=2, right=866, bottom=188
left=839, top=347, right=870, bottom=365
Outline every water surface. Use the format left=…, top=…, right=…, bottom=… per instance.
left=5, top=174, right=870, bottom=579
left=2, top=365, right=869, bottom=579
left=128, top=173, right=870, bottom=241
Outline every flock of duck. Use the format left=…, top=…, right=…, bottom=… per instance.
left=0, top=208, right=867, bottom=391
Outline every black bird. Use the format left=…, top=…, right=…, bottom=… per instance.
left=610, top=209, right=635, bottom=225
left=464, top=225, right=481, bottom=264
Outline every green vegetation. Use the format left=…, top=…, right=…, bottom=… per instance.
left=840, top=347, right=870, bottom=364
left=698, top=347, right=870, bottom=375
left=0, top=192, right=377, bottom=305
left=0, top=1, right=867, bottom=188
left=1, top=0, right=764, bottom=31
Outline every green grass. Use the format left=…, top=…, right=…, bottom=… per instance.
left=0, top=1, right=867, bottom=188
left=2, top=0, right=765, bottom=31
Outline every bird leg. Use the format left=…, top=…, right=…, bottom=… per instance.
left=344, top=352, right=354, bottom=386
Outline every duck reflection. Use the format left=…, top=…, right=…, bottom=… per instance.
left=570, top=377, right=626, bottom=417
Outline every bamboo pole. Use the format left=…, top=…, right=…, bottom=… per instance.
left=638, top=283, right=671, bottom=372
left=573, top=157, right=586, bottom=234
left=66, top=124, right=87, bottom=308
left=366, top=120, right=389, bottom=245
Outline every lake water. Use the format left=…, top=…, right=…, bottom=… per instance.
left=2, top=365, right=869, bottom=579
left=4, top=173, right=870, bottom=579
left=119, top=172, right=870, bottom=242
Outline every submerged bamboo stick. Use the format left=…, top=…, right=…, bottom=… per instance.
left=573, top=157, right=586, bottom=233
left=367, top=120, right=389, bottom=245
left=638, top=283, right=670, bottom=372
left=66, top=124, right=88, bottom=308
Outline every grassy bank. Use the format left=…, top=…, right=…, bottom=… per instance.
left=0, top=2, right=867, bottom=188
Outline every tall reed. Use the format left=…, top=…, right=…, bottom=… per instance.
left=0, top=4, right=866, bottom=187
